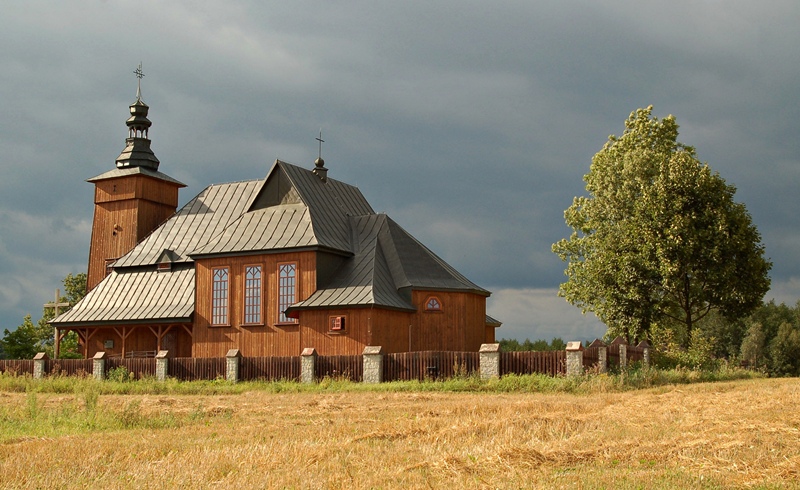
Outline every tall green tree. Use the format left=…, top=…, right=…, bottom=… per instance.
left=0, top=273, right=86, bottom=359
left=552, top=107, right=771, bottom=347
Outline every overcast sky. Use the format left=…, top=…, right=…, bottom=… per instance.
left=1, top=1, right=798, bottom=343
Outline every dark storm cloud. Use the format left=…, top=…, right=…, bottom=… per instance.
left=1, top=1, right=798, bottom=341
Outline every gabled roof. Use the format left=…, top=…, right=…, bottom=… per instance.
left=52, top=267, right=195, bottom=325
left=194, top=160, right=373, bottom=256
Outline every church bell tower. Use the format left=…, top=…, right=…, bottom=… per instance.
left=86, top=65, right=185, bottom=290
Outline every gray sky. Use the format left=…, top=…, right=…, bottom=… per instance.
left=1, top=1, right=798, bottom=343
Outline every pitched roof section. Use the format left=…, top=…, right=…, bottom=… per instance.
left=52, top=267, right=195, bottom=325
left=287, top=214, right=489, bottom=313
left=113, top=179, right=262, bottom=267
left=87, top=166, right=185, bottom=187
left=379, top=217, right=488, bottom=294
left=193, top=160, right=373, bottom=257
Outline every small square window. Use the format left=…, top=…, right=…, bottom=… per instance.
left=329, top=316, right=346, bottom=332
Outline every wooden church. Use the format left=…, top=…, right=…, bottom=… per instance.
left=52, top=81, right=500, bottom=359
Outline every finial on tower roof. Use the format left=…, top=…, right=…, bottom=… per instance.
left=134, top=62, right=145, bottom=101
left=312, top=129, right=328, bottom=182
left=115, top=64, right=159, bottom=170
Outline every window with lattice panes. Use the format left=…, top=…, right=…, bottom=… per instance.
left=244, top=265, right=262, bottom=324
left=212, top=267, right=229, bottom=325
left=425, top=296, right=442, bottom=311
left=278, top=262, right=298, bottom=323
left=329, top=316, right=346, bottom=332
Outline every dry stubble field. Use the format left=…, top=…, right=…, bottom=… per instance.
left=1, top=378, right=799, bottom=489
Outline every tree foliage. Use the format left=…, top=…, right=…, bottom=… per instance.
left=553, top=107, right=771, bottom=346
left=0, top=273, right=86, bottom=359
left=499, top=337, right=566, bottom=352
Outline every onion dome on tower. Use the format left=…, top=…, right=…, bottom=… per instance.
left=115, top=64, right=160, bottom=170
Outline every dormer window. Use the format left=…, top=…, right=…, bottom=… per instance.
left=157, top=261, right=172, bottom=272
left=105, top=259, right=116, bottom=277
left=425, top=296, right=442, bottom=312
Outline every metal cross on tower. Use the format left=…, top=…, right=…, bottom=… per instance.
left=45, top=289, right=69, bottom=359
left=134, top=62, right=145, bottom=99
left=316, top=129, right=324, bottom=160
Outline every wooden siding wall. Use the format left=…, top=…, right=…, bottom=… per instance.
left=88, top=175, right=180, bottom=290
left=484, top=325, right=496, bottom=344
left=94, top=175, right=179, bottom=208
left=409, top=291, right=487, bottom=352
left=193, top=252, right=317, bottom=358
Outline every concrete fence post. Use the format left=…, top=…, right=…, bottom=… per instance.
left=155, top=350, right=169, bottom=381
left=479, top=343, right=501, bottom=380
left=33, top=352, right=48, bottom=379
left=362, top=346, right=383, bottom=384
left=619, top=344, right=628, bottom=370
left=226, top=349, right=241, bottom=383
left=300, top=348, right=317, bottom=384
left=637, top=340, right=651, bottom=368
left=566, top=341, right=584, bottom=376
left=588, top=339, right=607, bottom=373
left=92, top=351, right=106, bottom=380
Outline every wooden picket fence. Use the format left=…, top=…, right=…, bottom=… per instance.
left=500, top=350, right=566, bottom=376
left=240, top=356, right=300, bottom=382
left=383, top=351, right=480, bottom=381
left=169, top=357, right=227, bottom=381
left=0, top=359, right=34, bottom=375
left=106, top=358, right=158, bottom=379
left=1, top=345, right=646, bottom=382
left=316, top=355, right=363, bottom=382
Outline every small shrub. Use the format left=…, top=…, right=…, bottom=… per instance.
left=107, top=366, right=133, bottom=383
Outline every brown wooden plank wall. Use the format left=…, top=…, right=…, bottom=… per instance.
left=169, top=357, right=226, bottom=381
left=240, top=356, right=300, bottom=381
left=383, top=351, right=480, bottom=381
left=315, top=355, right=363, bottom=381
left=360, top=309, right=413, bottom=354
left=0, top=360, right=34, bottom=375
left=410, top=291, right=487, bottom=352
left=88, top=176, right=179, bottom=291
left=193, top=251, right=316, bottom=358
left=500, top=351, right=566, bottom=376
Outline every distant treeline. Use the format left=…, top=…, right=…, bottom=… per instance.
left=499, top=300, right=800, bottom=377
left=498, top=337, right=567, bottom=352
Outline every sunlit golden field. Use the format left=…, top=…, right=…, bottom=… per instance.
left=1, top=377, right=798, bottom=489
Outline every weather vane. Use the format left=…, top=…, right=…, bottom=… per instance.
left=316, top=129, right=325, bottom=160
left=133, top=62, right=145, bottom=100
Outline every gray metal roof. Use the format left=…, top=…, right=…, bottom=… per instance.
left=113, top=179, right=262, bottom=267
left=87, top=166, right=185, bottom=186
left=288, top=214, right=489, bottom=313
left=195, top=160, right=373, bottom=256
left=52, top=267, right=195, bottom=325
